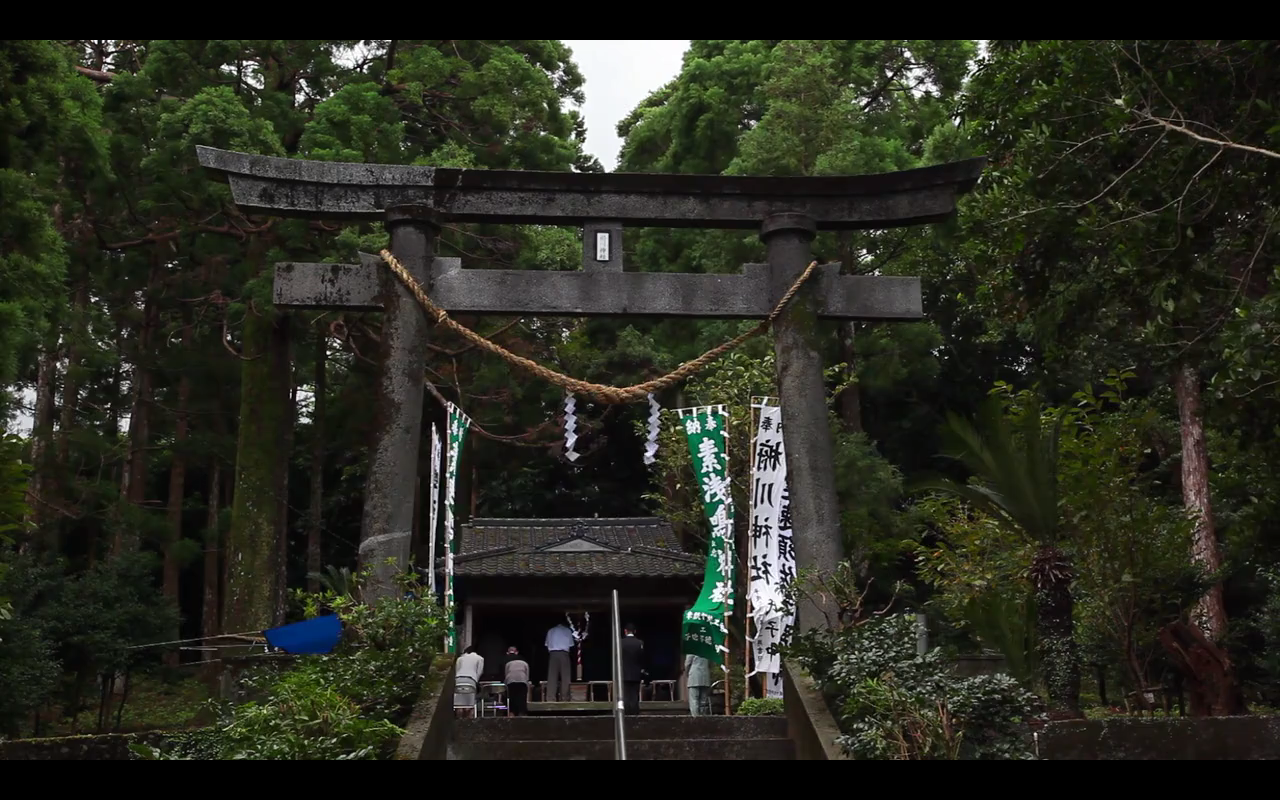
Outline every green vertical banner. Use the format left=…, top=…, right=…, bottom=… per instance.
left=443, top=402, right=471, bottom=654
left=678, top=404, right=735, bottom=666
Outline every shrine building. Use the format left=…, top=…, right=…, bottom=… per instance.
left=434, top=517, right=704, bottom=700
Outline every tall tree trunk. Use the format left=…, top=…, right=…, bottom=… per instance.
left=307, top=322, right=325, bottom=594
left=114, top=266, right=162, bottom=558
left=202, top=460, right=222, bottom=643
left=163, top=316, right=193, bottom=667
left=1031, top=544, right=1082, bottom=717
left=276, top=352, right=296, bottom=621
left=1158, top=620, right=1247, bottom=716
left=25, top=340, right=60, bottom=548
left=224, top=305, right=293, bottom=635
left=58, top=278, right=89, bottom=487
left=106, top=320, right=124, bottom=440
left=201, top=460, right=222, bottom=682
left=1174, top=363, right=1229, bottom=641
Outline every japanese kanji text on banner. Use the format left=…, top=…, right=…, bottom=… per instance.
left=427, top=424, right=441, bottom=595
left=443, top=403, right=470, bottom=654
left=678, top=405, right=735, bottom=666
left=749, top=398, right=796, bottom=695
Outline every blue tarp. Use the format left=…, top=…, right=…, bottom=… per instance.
left=263, top=613, right=343, bottom=655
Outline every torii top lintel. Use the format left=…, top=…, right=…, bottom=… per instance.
left=196, top=146, right=986, bottom=230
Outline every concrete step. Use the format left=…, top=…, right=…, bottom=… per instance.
left=456, top=715, right=788, bottom=742
left=449, top=737, right=795, bottom=760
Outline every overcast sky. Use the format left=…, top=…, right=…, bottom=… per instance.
left=564, top=40, right=689, bottom=170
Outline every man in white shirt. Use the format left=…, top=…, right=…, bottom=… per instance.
left=545, top=622, right=576, bottom=702
left=455, top=645, right=484, bottom=717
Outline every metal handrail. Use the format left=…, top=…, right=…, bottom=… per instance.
left=611, top=589, right=627, bottom=760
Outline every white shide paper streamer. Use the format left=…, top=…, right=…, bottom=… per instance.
left=643, top=392, right=661, bottom=465
left=564, top=393, right=580, bottom=462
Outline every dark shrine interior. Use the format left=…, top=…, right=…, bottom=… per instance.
left=469, top=606, right=684, bottom=685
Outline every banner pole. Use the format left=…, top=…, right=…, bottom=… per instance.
left=745, top=400, right=757, bottom=700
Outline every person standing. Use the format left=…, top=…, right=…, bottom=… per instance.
left=620, top=623, right=644, bottom=715
left=504, top=646, right=531, bottom=717
left=545, top=620, right=575, bottom=702
left=683, top=653, right=711, bottom=716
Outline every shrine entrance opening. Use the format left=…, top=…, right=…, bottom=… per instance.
left=468, top=606, right=682, bottom=686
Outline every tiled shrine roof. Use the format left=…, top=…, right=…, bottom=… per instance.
left=440, top=518, right=705, bottom=578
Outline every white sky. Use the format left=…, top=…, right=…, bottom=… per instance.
left=1, top=40, right=690, bottom=437
left=564, top=40, right=689, bottom=169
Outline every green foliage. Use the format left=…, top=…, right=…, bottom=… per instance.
left=136, top=569, right=445, bottom=760
left=0, top=41, right=107, bottom=410
left=787, top=613, right=1038, bottom=760
left=917, top=376, right=1206, bottom=706
left=0, top=434, right=30, bottom=625
left=737, top=696, right=784, bottom=716
left=0, top=550, right=176, bottom=736
left=914, top=495, right=1040, bottom=685
left=213, top=672, right=405, bottom=761
left=917, top=393, right=1064, bottom=548
left=1258, top=569, right=1280, bottom=688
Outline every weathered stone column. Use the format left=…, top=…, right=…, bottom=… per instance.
left=761, top=212, right=843, bottom=632
left=359, top=205, right=438, bottom=601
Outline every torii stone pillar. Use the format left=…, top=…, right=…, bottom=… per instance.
left=762, top=213, right=843, bottom=629
left=196, top=147, right=985, bottom=620
left=360, top=207, right=438, bottom=598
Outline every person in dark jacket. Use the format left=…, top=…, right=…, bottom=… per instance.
left=619, top=623, right=645, bottom=715
left=503, top=646, right=531, bottom=717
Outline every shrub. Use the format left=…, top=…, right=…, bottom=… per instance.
left=787, top=612, right=1039, bottom=760
left=133, top=567, right=446, bottom=760
left=1259, top=569, right=1280, bottom=691
left=738, top=697, right=784, bottom=716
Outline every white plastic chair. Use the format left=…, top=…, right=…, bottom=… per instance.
left=454, top=676, right=479, bottom=717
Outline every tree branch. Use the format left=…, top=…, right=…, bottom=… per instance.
left=1133, top=110, right=1280, bottom=161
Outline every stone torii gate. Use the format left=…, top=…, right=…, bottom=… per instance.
left=196, top=146, right=985, bottom=626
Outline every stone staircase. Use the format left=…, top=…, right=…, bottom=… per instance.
left=448, top=715, right=794, bottom=760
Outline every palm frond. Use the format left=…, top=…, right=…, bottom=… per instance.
left=920, top=396, right=1063, bottom=545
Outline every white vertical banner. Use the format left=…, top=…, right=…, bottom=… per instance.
left=747, top=397, right=796, bottom=680
left=427, top=424, right=442, bottom=595
left=444, top=402, right=471, bottom=654
left=766, top=671, right=784, bottom=699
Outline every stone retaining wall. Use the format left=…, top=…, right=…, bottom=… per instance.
left=0, top=731, right=169, bottom=761
left=781, top=660, right=849, bottom=761
left=395, top=653, right=456, bottom=760
left=1039, top=715, right=1280, bottom=760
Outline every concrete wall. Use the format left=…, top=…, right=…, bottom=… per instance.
left=781, top=660, right=849, bottom=761
left=0, top=731, right=170, bottom=761
left=1038, top=715, right=1280, bottom=760
left=952, top=654, right=1009, bottom=678
left=395, top=654, right=457, bottom=760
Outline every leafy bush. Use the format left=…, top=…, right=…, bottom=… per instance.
left=0, top=550, right=177, bottom=736
left=134, top=567, right=446, bottom=760
left=787, top=612, right=1039, bottom=760
left=0, top=433, right=32, bottom=629
left=738, top=697, right=784, bottom=716
left=1258, top=569, right=1280, bottom=692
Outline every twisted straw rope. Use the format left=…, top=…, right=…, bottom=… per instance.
left=379, top=249, right=819, bottom=405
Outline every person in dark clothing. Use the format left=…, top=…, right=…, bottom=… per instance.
left=503, top=646, right=531, bottom=717
left=619, top=623, right=645, bottom=715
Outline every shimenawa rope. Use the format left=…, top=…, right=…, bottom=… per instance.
left=379, top=249, right=819, bottom=405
